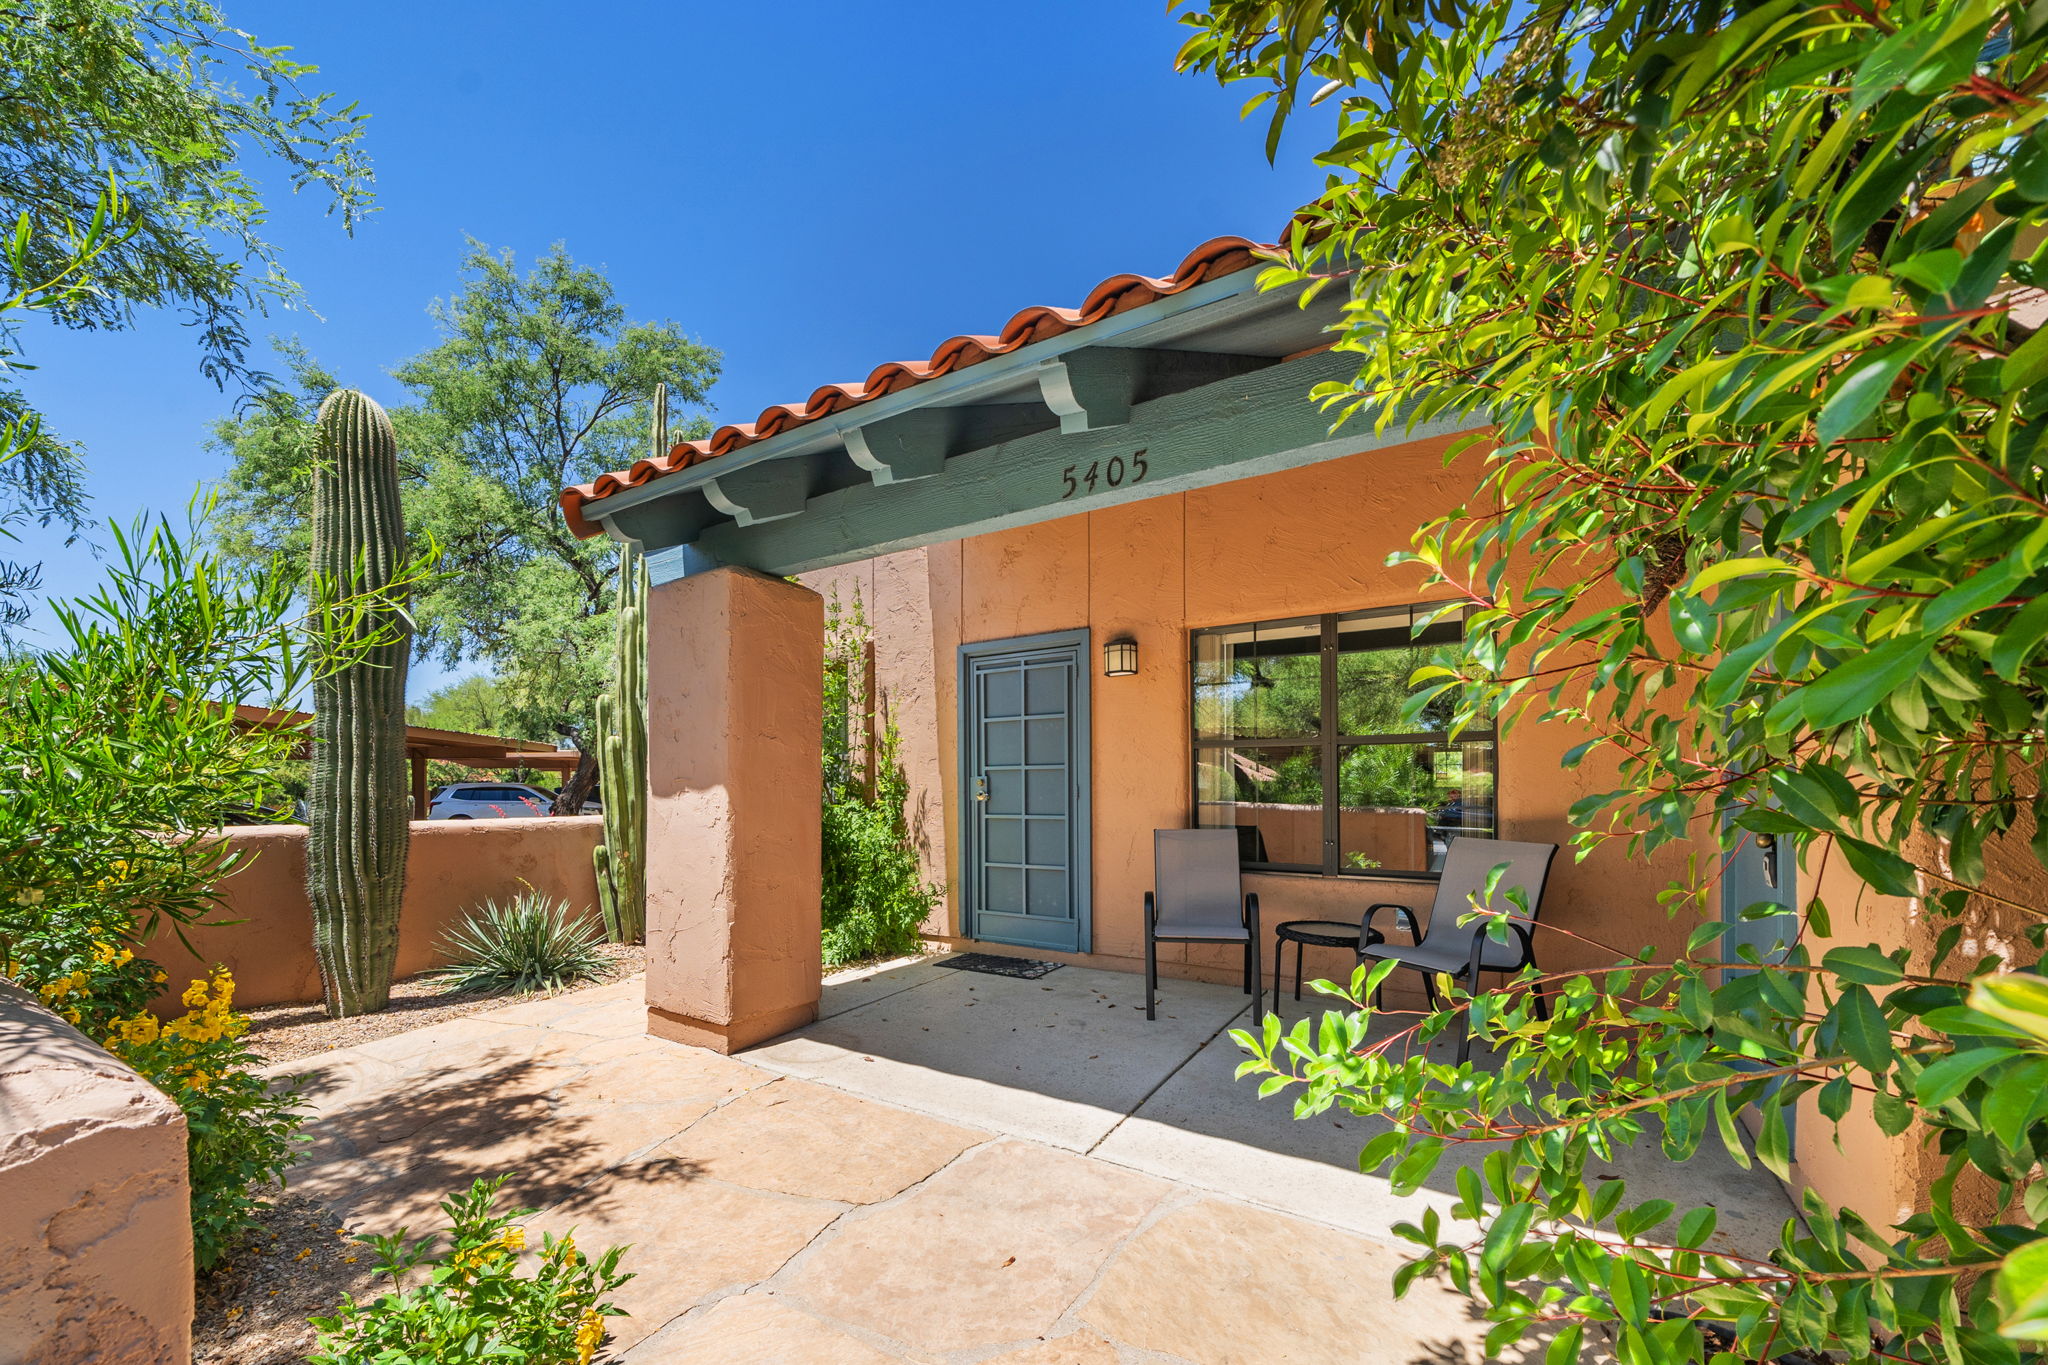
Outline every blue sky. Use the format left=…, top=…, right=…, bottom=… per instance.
left=11, top=1, right=1332, bottom=698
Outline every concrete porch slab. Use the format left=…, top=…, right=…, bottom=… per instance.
left=1091, top=1007, right=1801, bottom=1260
left=741, top=959, right=1253, bottom=1151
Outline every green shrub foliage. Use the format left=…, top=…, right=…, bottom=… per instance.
left=435, top=891, right=609, bottom=996
left=307, top=1175, right=631, bottom=1365
left=821, top=590, right=938, bottom=967
left=0, top=514, right=416, bottom=1269
left=1178, top=0, right=2048, bottom=1357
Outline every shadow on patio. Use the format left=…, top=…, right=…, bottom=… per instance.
left=742, top=954, right=1801, bottom=1264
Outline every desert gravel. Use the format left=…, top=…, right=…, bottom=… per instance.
left=241, top=942, right=645, bottom=1065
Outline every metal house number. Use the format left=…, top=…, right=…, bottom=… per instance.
left=1059, top=449, right=1149, bottom=500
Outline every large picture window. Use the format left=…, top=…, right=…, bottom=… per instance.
left=1191, top=606, right=1496, bottom=878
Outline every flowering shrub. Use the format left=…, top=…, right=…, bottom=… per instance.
left=2, top=518, right=417, bottom=1276
left=308, top=1175, right=632, bottom=1365
left=99, top=966, right=302, bottom=1269
left=7, top=924, right=304, bottom=1271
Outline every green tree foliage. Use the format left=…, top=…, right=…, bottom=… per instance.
left=209, top=242, right=718, bottom=750
left=821, top=591, right=938, bottom=967
left=0, top=192, right=132, bottom=632
left=1179, top=0, right=2048, bottom=1356
left=0, top=0, right=372, bottom=618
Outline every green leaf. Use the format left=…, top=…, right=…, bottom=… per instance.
left=1836, top=836, right=1921, bottom=898
left=1972, top=975, right=2048, bottom=1043
left=1688, top=556, right=1800, bottom=592
left=1482, top=1201, right=1536, bottom=1278
left=1823, top=945, right=1906, bottom=985
left=1816, top=343, right=1915, bottom=445
left=1677, top=1205, right=1718, bottom=1248
left=1872, top=1089, right=1915, bottom=1137
left=1996, top=1237, right=2048, bottom=1339
left=1835, top=983, right=1896, bottom=1072
left=1799, top=636, right=1933, bottom=730
left=2003, top=322, right=2048, bottom=392
left=1990, top=594, right=2048, bottom=682
left=1914, top=1045, right=2022, bottom=1107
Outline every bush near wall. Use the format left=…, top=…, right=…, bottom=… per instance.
left=821, top=591, right=938, bottom=966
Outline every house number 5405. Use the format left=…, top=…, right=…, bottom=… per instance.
left=1059, top=449, right=1148, bottom=500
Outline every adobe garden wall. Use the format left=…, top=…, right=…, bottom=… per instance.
left=141, top=815, right=605, bottom=1012
left=0, top=981, right=191, bottom=1365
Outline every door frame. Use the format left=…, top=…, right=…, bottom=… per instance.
left=956, top=628, right=1093, bottom=954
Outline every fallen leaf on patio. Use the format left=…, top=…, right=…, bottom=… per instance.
left=1001, top=1256, right=1016, bottom=1268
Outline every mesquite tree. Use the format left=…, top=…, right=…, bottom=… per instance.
left=307, top=389, right=413, bottom=1017
left=1180, top=0, right=2048, bottom=1358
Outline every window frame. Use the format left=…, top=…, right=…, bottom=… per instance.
left=1187, top=605, right=1495, bottom=880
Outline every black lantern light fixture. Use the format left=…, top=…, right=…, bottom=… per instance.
left=1103, top=636, right=1138, bottom=677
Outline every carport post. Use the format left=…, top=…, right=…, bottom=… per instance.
left=642, top=566, right=824, bottom=1053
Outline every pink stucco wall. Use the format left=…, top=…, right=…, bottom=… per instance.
left=0, top=981, right=191, bottom=1364
left=142, top=816, right=605, bottom=1012
left=642, top=567, right=825, bottom=1053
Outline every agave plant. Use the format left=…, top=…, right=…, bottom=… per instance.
left=435, top=891, right=608, bottom=996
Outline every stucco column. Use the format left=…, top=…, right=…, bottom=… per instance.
left=643, top=566, right=824, bottom=1053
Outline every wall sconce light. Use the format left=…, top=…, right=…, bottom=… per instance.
left=1103, top=636, right=1139, bottom=677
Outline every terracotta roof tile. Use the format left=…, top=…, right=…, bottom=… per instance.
left=560, top=234, right=1275, bottom=538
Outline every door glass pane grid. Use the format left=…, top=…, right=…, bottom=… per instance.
left=975, top=657, right=1072, bottom=922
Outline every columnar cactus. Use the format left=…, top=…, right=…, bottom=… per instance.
left=591, top=387, right=656, bottom=943
left=307, top=389, right=412, bottom=1017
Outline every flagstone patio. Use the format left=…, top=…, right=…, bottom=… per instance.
left=274, top=956, right=1799, bottom=1364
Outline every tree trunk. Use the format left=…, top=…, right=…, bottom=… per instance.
left=554, top=738, right=600, bottom=814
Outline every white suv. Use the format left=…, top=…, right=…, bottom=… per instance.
left=427, top=782, right=554, bottom=820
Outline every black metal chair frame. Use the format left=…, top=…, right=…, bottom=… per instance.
left=1144, top=829, right=1260, bottom=1022
left=1355, top=838, right=1559, bottom=1063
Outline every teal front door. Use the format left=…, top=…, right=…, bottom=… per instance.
left=960, top=631, right=1091, bottom=953
left=1721, top=821, right=1798, bottom=966
left=1721, top=812, right=1800, bottom=1146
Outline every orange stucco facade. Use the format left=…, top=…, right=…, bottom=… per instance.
left=794, top=430, right=1993, bottom=1238
left=803, top=433, right=1702, bottom=997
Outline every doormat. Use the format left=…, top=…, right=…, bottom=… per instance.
left=934, top=953, right=1063, bottom=980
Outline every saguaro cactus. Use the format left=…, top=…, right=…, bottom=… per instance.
left=591, top=387, right=657, bottom=944
left=307, top=389, right=413, bottom=1017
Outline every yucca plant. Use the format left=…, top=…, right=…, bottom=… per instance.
left=435, top=891, right=608, bottom=996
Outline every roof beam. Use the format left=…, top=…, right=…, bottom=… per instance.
left=1036, top=347, right=1276, bottom=435
left=844, top=409, right=952, bottom=485
left=1038, top=348, right=1140, bottom=433
left=661, top=350, right=1483, bottom=581
left=703, top=460, right=808, bottom=526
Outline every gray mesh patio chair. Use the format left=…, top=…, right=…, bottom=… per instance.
left=1145, top=829, right=1260, bottom=1022
left=1356, top=836, right=1559, bottom=1062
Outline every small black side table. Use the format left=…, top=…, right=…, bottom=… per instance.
left=1269, top=920, right=1383, bottom=1018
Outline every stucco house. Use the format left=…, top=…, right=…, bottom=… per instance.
left=557, top=234, right=1948, bottom=1244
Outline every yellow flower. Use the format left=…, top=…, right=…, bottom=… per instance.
left=152, top=970, right=167, bottom=983
left=295, top=1248, right=312, bottom=1262
left=497, top=1226, right=526, bottom=1253
left=180, top=980, right=209, bottom=1009
left=574, top=1308, right=605, bottom=1363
